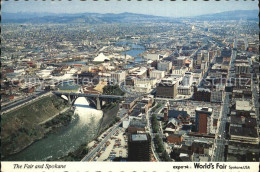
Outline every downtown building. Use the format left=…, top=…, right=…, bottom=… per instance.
left=178, top=72, right=193, bottom=95
left=157, top=60, right=172, bottom=73
left=156, top=78, right=178, bottom=99
left=227, top=99, right=259, bottom=161
left=110, top=70, right=126, bottom=83
left=227, top=115, right=259, bottom=161
left=150, top=70, right=165, bottom=80
left=128, top=133, right=151, bottom=161
left=129, top=67, right=147, bottom=79
left=195, top=107, right=213, bottom=134
left=193, top=86, right=211, bottom=102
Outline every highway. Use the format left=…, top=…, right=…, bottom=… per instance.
left=81, top=115, right=128, bottom=161
left=1, top=91, right=52, bottom=114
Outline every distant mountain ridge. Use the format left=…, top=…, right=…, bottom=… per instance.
left=193, top=10, right=259, bottom=21
left=2, top=10, right=258, bottom=23
left=1, top=12, right=174, bottom=24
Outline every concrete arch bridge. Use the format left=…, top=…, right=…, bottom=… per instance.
left=53, top=91, right=124, bottom=110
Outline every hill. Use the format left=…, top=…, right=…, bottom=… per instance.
left=1, top=12, right=174, bottom=24
left=2, top=10, right=258, bottom=24
left=194, top=10, right=259, bottom=21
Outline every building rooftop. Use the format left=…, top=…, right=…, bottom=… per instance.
left=131, top=134, right=148, bottom=141
left=195, top=107, right=213, bottom=113
left=212, top=64, right=222, bottom=70
left=192, top=69, right=202, bottom=73
left=230, top=126, right=258, bottom=138
left=177, top=56, right=187, bottom=60
left=235, top=100, right=252, bottom=111
left=111, top=70, right=125, bottom=74
left=151, top=70, right=165, bottom=74
left=231, top=116, right=257, bottom=127
left=129, top=117, right=147, bottom=128
left=235, top=63, right=250, bottom=67
left=161, top=78, right=177, bottom=85
left=168, top=109, right=189, bottom=119
left=132, top=67, right=147, bottom=76
left=197, top=88, right=211, bottom=92
left=173, top=66, right=182, bottom=70
left=93, top=53, right=110, bottom=62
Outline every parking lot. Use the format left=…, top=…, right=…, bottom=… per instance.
left=92, top=127, right=128, bottom=161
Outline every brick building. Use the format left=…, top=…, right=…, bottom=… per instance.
left=195, top=107, right=213, bottom=134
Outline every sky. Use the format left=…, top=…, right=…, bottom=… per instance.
left=1, top=0, right=258, bottom=17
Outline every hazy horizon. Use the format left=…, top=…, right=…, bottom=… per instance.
left=2, top=0, right=258, bottom=17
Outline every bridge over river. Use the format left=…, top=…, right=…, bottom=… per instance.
left=52, top=91, right=125, bottom=110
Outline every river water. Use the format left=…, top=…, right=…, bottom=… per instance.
left=117, top=41, right=145, bottom=58
left=5, top=42, right=145, bottom=161
left=5, top=97, right=103, bottom=161
left=117, top=42, right=146, bottom=68
left=61, top=42, right=146, bottom=67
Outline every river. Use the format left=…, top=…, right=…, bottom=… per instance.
left=5, top=97, right=103, bottom=161
left=116, top=41, right=146, bottom=68
left=117, top=41, right=145, bottom=58
left=61, top=41, right=146, bottom=67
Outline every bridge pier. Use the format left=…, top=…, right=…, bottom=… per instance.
left=96, top=97, right=102, bottom=110
left=68, top=94, right=72, bottom=105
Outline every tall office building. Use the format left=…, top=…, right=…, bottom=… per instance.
left=156, top=78, right=178, bottom=99
left=150, top=70, right=165, bottom=80
left=195, top=107, right=213, bottom=134
left=110, top=70, right=126, bottom=83
left=128, top=133, right=151, bottom=161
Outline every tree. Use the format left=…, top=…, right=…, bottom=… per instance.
left=151, top=114, right=159, bottom=133
left=103, top=84, right=124, bottom=96
left=114, top=117, right=120, bottom=122
left=154, top=134, right=160, bottom=143
left=154, top=134, right=164, bottom=153
left=157, top=143, right=164, bottom=153
left=153, top=125, right=159, bottom=133
left=161, top=151, right=172, bottom=161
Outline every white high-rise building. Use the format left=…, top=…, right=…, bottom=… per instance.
left=110, top=71, right=126, bottom=83
left=150, top=70, right=165, bottom=80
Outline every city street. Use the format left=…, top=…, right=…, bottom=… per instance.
left=212, top=33, right=237, bottom=161
left=147, top=102, right=161, bottom=161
